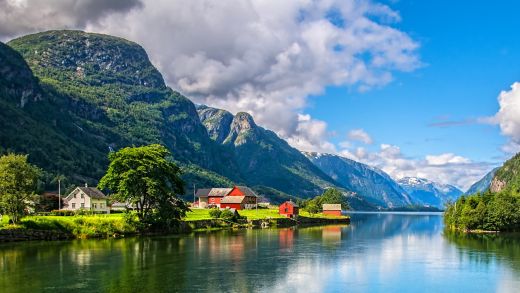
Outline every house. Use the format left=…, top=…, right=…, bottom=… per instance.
left=220, top=186, right=258, bottom=210
left=279, top=201, right=299, bottom=218
left=194, top=188, right=212, bottom=208
left=63, top=185, right=110, bottom=213
left=322, top=204, right=342, bottom=216
left=207, top=188, right=233, bottom=207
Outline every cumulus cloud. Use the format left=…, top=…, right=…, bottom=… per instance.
left=348, top=129, right=373, bottom=144
left=81, top=0, right=420, bottom=151
left=1, top=0, right=420, bottom=154
left=492, top=82, right=520, bottom=153
left=0, top=0, right=142, bottom=40
left=340, top=144, right=492, bottom=190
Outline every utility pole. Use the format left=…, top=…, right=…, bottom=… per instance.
left=58, top=179, right=61, bottom=210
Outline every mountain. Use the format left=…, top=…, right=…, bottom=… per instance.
left=397, top=177, right=463, bottom=209
left=465, top=167, right=499, bottom=195
left=196, top=105, right=344, bottom=198
left=1, top=30, right=374, bottom=206
left=4, top=30, right=237, bottom=190
left=490, top=153, right=520, bottom=193
left=303, top=152, right=411, bottom=208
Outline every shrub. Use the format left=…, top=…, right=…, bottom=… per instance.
left=219, top=209, right=236, bottom=221
left=50, top=210, right=75, bottom=216
left=209, top=208, right=221, bottom=219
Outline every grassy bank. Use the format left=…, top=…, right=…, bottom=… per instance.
left=1, top=214, right=137, bottom=239
left=0, top=208, right=348, bottom=240
left=183, top=208, right=349, bottom=221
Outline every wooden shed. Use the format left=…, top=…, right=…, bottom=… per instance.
left=279, top=201, right=299, bottom=218
left=322, top=204, right=342, bottom=217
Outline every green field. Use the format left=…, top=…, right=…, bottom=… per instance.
left=0, top=214, right=136, bottom=238
left=183, top=208, right=348, bottom=221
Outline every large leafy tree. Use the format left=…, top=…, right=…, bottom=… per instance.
left=98, top=144, right=187, bottom=227
left=0, top=154, right=41, bottom=223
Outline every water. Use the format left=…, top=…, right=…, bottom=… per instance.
left=1, top=212, right=520, bottom=292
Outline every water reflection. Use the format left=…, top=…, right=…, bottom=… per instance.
left=1, top=213, right=520, bottom=292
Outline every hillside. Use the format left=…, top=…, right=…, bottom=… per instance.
left=1, top=30, right=372, bottom=206
left=465, top=167, right=499, bottom=195
left=397, top=177, right=463, bottom=209
left=303, top=152, right=411, bottom=208
left=196, top=105, right=345, bottom=198
left=490, top=153, right=520, bottom=193
left=1, top=30, right=241, bottom=193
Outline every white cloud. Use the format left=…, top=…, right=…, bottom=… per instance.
left=492, top=82, right=520, bottom=154
left=82, top=0, right=420, bottom=150
left=1, top=0, right=420, bottom=156
left=348, top=128, right=373, bottom=144
left=0, top=0, right=142, bottom=41
left=340, top=144, right=492, bottom=190
left=425, top=153, right=470, bottom=166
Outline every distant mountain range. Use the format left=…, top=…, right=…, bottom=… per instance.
left=397, top=177, right=463, bottom=209
left=303, top=152, right=412, bottom=208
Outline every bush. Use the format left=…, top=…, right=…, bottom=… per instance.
left=219, top=209, right=235, bottom=221
left=209, top=208, right=221, bottom=219
left=50, top=210, right=75, bottom=216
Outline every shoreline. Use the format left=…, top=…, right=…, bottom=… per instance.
left=0, top=215, right=350, bottom=242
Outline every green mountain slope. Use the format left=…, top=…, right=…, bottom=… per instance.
left=490, top=153, right=520, bottom=194
left=4, top=30, right=238, bottom=188
left=197, top=105, right=342, bottom=198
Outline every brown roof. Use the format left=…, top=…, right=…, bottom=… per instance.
left=208, top=188, right=233, bottom=197
left=235, top=186, right=258, bottom=197
left=221, top=196, right=246, bottom=204
left=195, top=188, right=212, bottom=197
left=322, top=204, right=341, bottom=211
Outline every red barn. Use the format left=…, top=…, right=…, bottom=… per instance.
left=206, top=188, right=232, bottom=208
left=279, top=201, right=299, bottom=218
left=322, top=204, right=342, bottom=217
left=220, top=186, right=258, bottom=210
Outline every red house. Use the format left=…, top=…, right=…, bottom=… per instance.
left=279, top=201, right=299, bottom=218
left=220, top=186, right=258, bottom=210
left=322, top=204, right=342, bottom=217
left=206, top=188, right=232, bottom=208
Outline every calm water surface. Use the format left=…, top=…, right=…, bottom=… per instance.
left=2, top=212, right=520, bottom=292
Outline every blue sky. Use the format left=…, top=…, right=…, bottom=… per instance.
left=308, top=0, right=520, bottom=168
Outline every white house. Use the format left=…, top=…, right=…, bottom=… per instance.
left=63, top=185, right=110, bottom=213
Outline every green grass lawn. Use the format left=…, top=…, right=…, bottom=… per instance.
left=0, top=214, right=135, bottom=238
left=183, top=208, right=348, bottom=221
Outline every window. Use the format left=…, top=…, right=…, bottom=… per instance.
left=100, top=203, right=104, bottom=209
left=81, top=193, right=84, bottom=199
left=72, top=203, right=76, bottom=209
left=93, top=203, right=97, bottom=209
left=81, top=203, right=85, bottom=209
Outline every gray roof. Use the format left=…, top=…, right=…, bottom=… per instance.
left=208, top=188, right=233, bottom=197
left=221, top=196, right=246, bottom=204
left=195, top=188, right=212, bottom=197
left=285, top=201, right=299, bottom=208
left=66, top=187, right=107, bottom=200
left=235, top=186, right=258, bottom=197
left=322, top=204, right=341, bottom=211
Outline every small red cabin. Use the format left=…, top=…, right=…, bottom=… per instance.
left=279, top=201, right=299, bottom=218
left=322, top=204, right=342, bottom=217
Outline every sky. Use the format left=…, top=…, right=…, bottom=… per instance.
left=1, top=0, right=520, bottom=190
